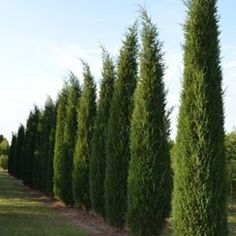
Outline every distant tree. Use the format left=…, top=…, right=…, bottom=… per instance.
left=61, top=73, right=81, bottom=206
left=127, top=11, right=171, bottom=236
left=45, top=99, right=57, bottom=196
left=172, top=0, right=228, bottom=235
left=90, top=49, right=116, bottom=215
left=23, top=106, right=40, bottom=187
left=105, top=24, right=138, bottom=226
left=8, top=134, right=17, bottom=174
left=14, top=124, right=25, bottom=178
left=32, top=110, right=44, bottom=188
left=73, top=62, right=96, bottom=209
left=53, top=82, right=69, bottom=200
left=225, top=130, right=236, bottom=161
left=36, top=97, right=55, bottom=194
left=0, top=136, right=9, bottom=156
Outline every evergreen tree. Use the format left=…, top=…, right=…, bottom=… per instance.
left=8, top=134, right=17, bottom=175
left=105, top=24, right=138, bottom=226
left=73, top=62, right=96, bottom=209
left=90, top=49, right=116, bottom=215
left=127, top=11, right=171, bottom=236
left=40, top=97, right=55, bottom=193
left=40, top=97, right=55, bottom=194
left=53, top=82, right=69, bottom=200
left=14, top=124, right=25, bottom=178
left=32, top=110, right=44, bottom=188
left=46, top=99, right=57, bottom=196
left=61, top=73, right=81, bottom=206
left=23, top=106, right=40, bottom=187
left=172, top=0, right=228, bottom=235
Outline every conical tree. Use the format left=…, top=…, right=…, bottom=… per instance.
left=127, top=11, right=171, bottom=236
left=14, top=124, right=25, bottom=178
left=53, top=82, right=69, bottom=200
left=73, top=62, right=96, bottom=209
left=90, top=49, right=116, bottom=215
left=46, top=100, right=57, bottom=196
left=23, top=106, right=40, bottom=187
left=32, top=110, right=44, bottom=189
left=61, top=73, right=81, bottom=206
left=8, top=134, right=17, bottom=175
left=172, top=0, right=228, bottom=235
left=40, top=97, right=56, bottom=193
left=105, top=24, right=138, bottom=226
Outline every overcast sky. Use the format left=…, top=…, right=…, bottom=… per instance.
left=0, top=0, right=235, bottom=141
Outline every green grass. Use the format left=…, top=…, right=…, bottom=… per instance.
left=0, top=170, right=88, bottom=236
left=0, top=169, right=236, bottom=235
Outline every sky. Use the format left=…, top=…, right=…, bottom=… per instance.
left=0, top=0, right=235, bottom=141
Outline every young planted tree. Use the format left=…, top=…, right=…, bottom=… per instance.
left=172, top=0, right=228, bottom=235
left=61, top=73, right=81, bottom=206
left=127, top=12, right=171, bottom=236
left=105, top=24, right=138, bottom=226
left=53, top=82, right=69, bottom=200
left=90, top=49, right=115, bottom=215
left=73, top=62, right=96, bottom=209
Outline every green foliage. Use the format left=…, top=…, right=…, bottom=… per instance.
left=8, top=134, right=17, bottom=175
left=32, top=111, right=44, bottom=188
left=73, top=63, right=96, bottom=209
left=45, top=99, right=57, bottom=196
left=172, top=0, right=228, bottom=235
left=127, top=11, right=171, bottom=236
left=225, top=130, right=236, bottom=199
left=89, top=49, right=115, bottom=215
left=225, top=130, right=236, bottom=161
left=53, top=82, right=70, bottom=200
left=0, top=155, right=8, bottom=169
left=105, top=24, right=138, bottom=226
left=0, top=137, right=9, bottom=156
left=15, top=124, right=25, bottom=179
left=40, top=97, right=56, bottom=194
left=61, top=73, right=81, bottom=206
left=23, top=106, right=40, bottom=187
left=228, top=160, right=236, bottom=200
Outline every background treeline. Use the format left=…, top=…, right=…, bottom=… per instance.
left=0, top=135, right=9, bottom=169
left=6, top=2, right=235, bottom=235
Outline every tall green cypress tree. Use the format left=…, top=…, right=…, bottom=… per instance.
left=8, top=134, right=17, bottom=175
left=32, top=110, right=44, bottom=188
left=73, top=62, right=96, bottom=209
left=127, top=12, right=171, bottom=236
left=46, top=100, right=57, bottom=196
left=61, top=73, right=81, bottom=206
left=14, top=124, right=25, bottom=178
left=40, top=97, right=55, bottom=193
left=53, top=82, right=69, bottom=200
left=23, top=106, right=40, bottom=187
left=105, top=24, right=138, bottom=226
left=172, top=0, right=228, bottom=235
left=90, top=49, right=116, bottom=215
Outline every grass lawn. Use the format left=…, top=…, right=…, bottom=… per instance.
left=0, top=169, right=236, bottom=236
left=0, top=170, right=88, bottom=236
